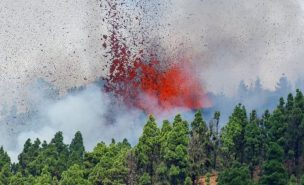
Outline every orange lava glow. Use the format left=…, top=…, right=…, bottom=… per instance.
left=104, top=48, right=210, bottom=113
left=102, top=0, right=210, bottom=113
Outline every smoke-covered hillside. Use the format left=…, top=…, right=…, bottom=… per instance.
left=1, top=76, right=303, bottom=162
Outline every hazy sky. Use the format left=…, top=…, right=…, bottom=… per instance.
left=0, top=0, right=107, bottom=107
left=162, top=0, right=304, bottom=95
left=1, top=0, right=304, bottom=107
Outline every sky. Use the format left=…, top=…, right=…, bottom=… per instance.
left=0, top=0, right=107, bottom=108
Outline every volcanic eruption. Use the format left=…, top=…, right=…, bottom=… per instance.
left=101, top=0, right=210, bottom=114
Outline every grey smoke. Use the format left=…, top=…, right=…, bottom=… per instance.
left=1, top=81, right=146, bottom=162
left=0, top=79, right=193, bottom=162
left=1, top=75, right=303, bottom=162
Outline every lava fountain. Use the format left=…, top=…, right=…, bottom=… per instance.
left=101, top=0, right=210, bottom=114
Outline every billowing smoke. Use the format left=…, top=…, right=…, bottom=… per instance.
left=0, top=80, right=147, bottom=162
left=1, top=76, right=302, bottom=162
left=1, top=78, right=198, bottom=162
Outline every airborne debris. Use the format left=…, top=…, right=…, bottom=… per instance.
left=101, top=0, right=209, bottom=114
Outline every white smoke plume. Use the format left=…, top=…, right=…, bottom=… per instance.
left=1, top=79, right=195, bottom=162
left=1, top=82, right=146, bottom=162
left=1, top=76, right=302, bottom=162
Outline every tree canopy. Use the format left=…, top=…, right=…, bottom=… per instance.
left=2, top=90, right=304, bottom=184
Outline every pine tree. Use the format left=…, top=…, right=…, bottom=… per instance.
left=50, top=132, right=69, bottom=178
left=210, top=111, right=220, bottom=169
left=34, top=167, right=52, bottom=185
left=287, top=175, right=297, bottom=185
left=135, top=115, right=161, bottom=184
left=0, top=164, right=12, bottom=184
left=0, top=146, right=10, bottom=170
left=126, top=150, right=137, bottom=185
left=155, top=120, right=172, bottom=185
left=218, top=162, right=251, bottom=185
left=221, top=104, right=248, bottom=165
left=18, top=138, right=41, bottom=176
left=88, top=140, right=130, bottom=185
left=188, top=110, right=212, bottom=183
left=244, top=110, right=263, bottom=178
left=285, top=90, right=304, bottom=176
left=259, top=142, right=288, bottom=185
left=163, top=114, right=190, bottom=184
left=68, top=131, right=85, bottom=166
left=59, top=164, right=90, bottom=185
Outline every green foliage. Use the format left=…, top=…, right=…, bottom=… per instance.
left=259, top=160, right=288, bottom=185
left=50, top=132, right=69, bottom=178
left=287, top=175, right=297, bottom=185
left=218, top=162, right=251, bottom=185
left=301, top=174, right=304, bottom=185
left=87, top=140, right=130, bottom=185
left=0, top=147, right=10, bottom=170
left=3, top=90, right=304, bottom=184
left=34, top=167, right=52, bottom=185
left=59, top=164, right=90, bottom=185
left=244, top=110, right=264, bottom=176
left=221, top=104, right=248, bottom=164
left=68, top=131, right=85, bottom=166
left=135, top=115, right=160, bottom=182
left=164, top=115, right=190, bottom=184
left=9, top=172, right=34, bottom=185
left=188, top=110, right=212, bottom=182
left=206, top=172, right=211, bottom=185
left=184, top=176, right=192, bottom=185
left=259, top=143, right=288, bottom=185
left=139, top=173, right=151, bottom=185
left=155, top=162, right=169, bottom=185
left=210, top=111, right=220, bottom=170
left=0, top=164, right=11, bottom=184
left=18, top=138, right=41, bottom=176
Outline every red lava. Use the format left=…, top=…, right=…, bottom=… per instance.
left=102, top=0, right=210, bottom=114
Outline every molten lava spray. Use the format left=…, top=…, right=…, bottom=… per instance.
left=101, top=0, right=209, bottom=114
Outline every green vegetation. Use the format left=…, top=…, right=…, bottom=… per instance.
left=2, top=90, right=304, bottom=184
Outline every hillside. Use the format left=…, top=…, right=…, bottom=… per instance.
left=0, top=90, right=304, bottom=184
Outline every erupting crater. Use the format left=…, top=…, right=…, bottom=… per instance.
left=101, top=0, right=210, bottom=114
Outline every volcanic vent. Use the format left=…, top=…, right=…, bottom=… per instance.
left=101, top=0, right=210, bottom=114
